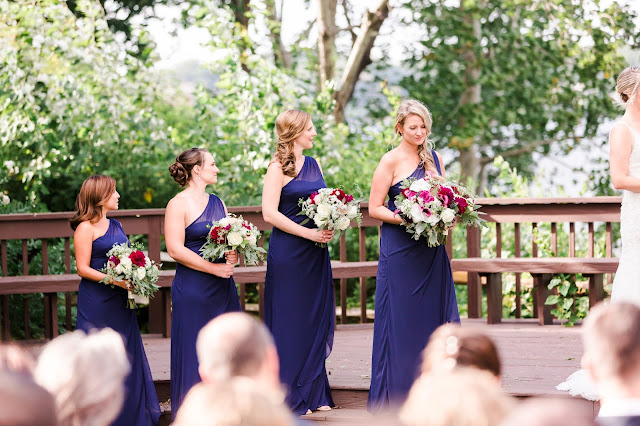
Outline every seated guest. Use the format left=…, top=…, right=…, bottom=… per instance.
left=197, top=312, right=281, bottom=394
left=581, top=302, right=640, bottom=425
left=421, top=323, right=501, bottom=379
left=400, top=368, right=514, bottom=426
left=0, top=343, right=35, bottom=376
left=174, top=379, right=294, bottom=426
left=34, top=329, right=130, bottom=426
left=0, top=371, right=57, bottom=426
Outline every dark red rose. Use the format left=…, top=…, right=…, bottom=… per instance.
left=108, top=255, right=120, bottom=266
left=309, top=192, right=318, bottom=204
left=455, top=196, right=469, bottom=211
left=438, top=186, right=455, bottom=207
left=129, top=250, right=146, bottom=268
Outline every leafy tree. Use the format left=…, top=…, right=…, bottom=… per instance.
left=402, top=0, right=640, bottom=191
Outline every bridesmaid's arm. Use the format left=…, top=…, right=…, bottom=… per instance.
left=369, top=154, right=403, bottom=225
left=610, top=125, right=640, bottom=192
left=165, top=198, right=234, bottom=278
left=74, top=222, right=129, bottom=289
left=262, top=162, right=331, bottom=244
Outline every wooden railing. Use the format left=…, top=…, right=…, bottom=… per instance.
left=0, top=197, right=622, bottom=340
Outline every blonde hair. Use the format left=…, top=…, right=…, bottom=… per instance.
left=34, top=329, right=130, bottom=426
left=617, top=66, right=640, bottom=105
left=273, top=110, right=311, bottom=177
left=395, top=99, right=436, bottom=172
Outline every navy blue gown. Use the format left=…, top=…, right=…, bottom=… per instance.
left=264, top=156, right=335, bottom=415
left=367, top=151, right=460, bottom=412
left=76, top=219, right=161, bottom=426
left=170, top=194, right=241, bottom=418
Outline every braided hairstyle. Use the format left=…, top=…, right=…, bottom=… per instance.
left=272, top=110, right=311, bottom=177
left=617, top=66, right=640, bottom=106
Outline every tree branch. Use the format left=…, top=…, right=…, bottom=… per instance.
left=265, top=0, right=292, bottom=68
left=317, top=0, right=338, bottom=89
left=341, top=0, right=357, bottom=44
left=333, top=0, right=390, bottom=122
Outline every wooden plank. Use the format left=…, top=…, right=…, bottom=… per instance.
left=340, top=234, right=347, bottom=325
left=485, top=273, right=502, bottom=324
left=359, top=227, right=367, bottom=324
left=451, top=257, right=619, bottom=274
left=515, top=223, right=521, bottom=319
left=22, top=240, right=28, bottom=276
left=1, top=240, right=7, bottom=276
left=535, top=274, right=554, bottom=326
left=588, top=274, right=604, bottom=309
left=466, top=227, right=482, bottom=318
left=569, top=223, right=576, bottom=257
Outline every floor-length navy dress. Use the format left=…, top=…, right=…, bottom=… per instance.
left=76, top=219, right=161, bottom=426
left=367, top=151, right=460, bottom=412
left=264, top=156, right=335, bottom=415
left=170, top=194, right=241, bottom=418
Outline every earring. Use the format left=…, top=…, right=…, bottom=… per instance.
left=399, top=132, right=403, bottom=136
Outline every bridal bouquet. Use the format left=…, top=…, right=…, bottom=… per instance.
left=393, top=171, right=485, bottom=247
left=200, top=214, right=266, bottom=266
left=100, top=242, right=161, bottom=309
left=298, top=187, right=362, bottom=247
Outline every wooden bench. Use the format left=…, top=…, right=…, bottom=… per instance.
left=451, top=257, right=619, bottom=325
left=0, top=260, right=379, bottom=339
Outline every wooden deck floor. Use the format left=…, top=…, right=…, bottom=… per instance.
left=142, top=318, right=590, bottom=424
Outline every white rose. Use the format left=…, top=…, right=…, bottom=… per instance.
left=145, top=257, right=151, bottom=267
left=316, top=203, right=332, bottom=218
left=313, top=215, right=326, bottom=228
left=409, top=179, right=430, bottom=193
left=426, top=213, right=440, bottom=225
left=227, top=232, right=244, bottom=246
left=0, top=194, right=9, bottom=205
left=247, top=233, right=257, bottom=246
left=347, top=205, right=358, bottom=218
left=218, top=217, right=232, bottom=227
left=410, top=204, right=429, bottom=223
left=115, top=264, right=123, bottom=274
left=136, top=267, right=146, bottom=280
left=336, top=216, right=351, bottom=231
left=120, top=257, right=132, bottom=271
left=441, top=208, right=456, bottom=223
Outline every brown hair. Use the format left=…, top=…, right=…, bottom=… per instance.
left=273, top=110, right=311, bottom=177
left=421, top=324, right=501, bottom=378
left=169, top=148, right=208, bottom=187
left=69, top=175, right=116, bottom=231
left=583, top=301, right=640, bottom=381
left=394, top=99, right=437, bottom=173
left=617, top=66, right=640, bottom=105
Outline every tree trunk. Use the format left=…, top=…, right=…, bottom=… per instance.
left=457, top=12, right=482, bottom=191
left=333, top=0, right=390, bottom=122
left=317, top=0, right=338, bottom=90
left=230, top=0, right=252, bottom=73
left=265, top=0, right=292, bottom=69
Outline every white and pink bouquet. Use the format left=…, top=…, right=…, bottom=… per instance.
left=298, top=187, right=362, bottom=247
left=100, top=242, right=161, bottom=309
left=200, top=214, right=266, bottom=266
left=393, top=172, right=485, bottom=246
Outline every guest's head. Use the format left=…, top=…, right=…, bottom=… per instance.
left=174, top=379, right=294, bottom=426
left=400, top=368, right=514, bottom=426
left=169, top=148, right=217, bottom=187
left=500, top=397, right=596, bottom=426
left=34, top=329, right=130, bottom=426
left=0, top=371, right=57, bottom=426
left=581, top=301, right=640, bottom=400
left=197, top=312, right=280, bottom=392
left=421, top=324, right=501, bottom=379
left=273, top=109, right=314, bottom=177
left=616, top=66, right=640, bottom=106
left=0, top=343, right=35, bottom=377
left=69, top=175, right=117, bottom=230
left=394, top=100, right=435, bottom=172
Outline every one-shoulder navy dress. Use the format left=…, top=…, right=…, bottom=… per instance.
left=170, top=194, right=241, bottom=418
left=76, top=218, right=161, bottom=425
left=264, top=156, right=335, bottom=415
left=367, top=151, right=460, bottom=412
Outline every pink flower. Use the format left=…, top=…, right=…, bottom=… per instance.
left=345, top=194, right=354, bottom=202
left=419, top=191, right=434, bottom=204
left=438, top=186, right=455, bottom=207
left=402, top=188, right=417, bottom=199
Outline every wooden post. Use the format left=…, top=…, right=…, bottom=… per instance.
left=534, top=274, right=553, bottom=325
left=485, top=273, right=502, bottom=324
left=466, top=227, right=482, bottom=318
left=147, top=216, right=164, bottom=334
left=588, top=274, right=604, bottom=309
left=340, top=233, right=347, bottom=325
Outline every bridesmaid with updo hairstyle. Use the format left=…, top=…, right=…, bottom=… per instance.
left=262, top=110, right=335, bottom=415
left=165, top=148, right=241, bottom=418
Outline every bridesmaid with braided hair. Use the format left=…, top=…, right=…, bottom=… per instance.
left=262, top=110, right=335, bottom=415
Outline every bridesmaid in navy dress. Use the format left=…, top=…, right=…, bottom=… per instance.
left=71, top=175, right=161, bottom=425
left=367, top=100, right=460, bottom=412
left=165, top=148, right=240, bottom=418
left=262, top=110, right=335, bottom=415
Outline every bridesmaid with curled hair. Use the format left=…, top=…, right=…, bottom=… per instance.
left=165, top=148, right=241, bottom=418
left=71, top=175, right=160, bottom=425
left=262, top=110, right=335, bottom=415
left=367, top=99, right=460, bottom=411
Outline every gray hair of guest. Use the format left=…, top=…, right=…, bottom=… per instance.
left=197, top=312, right=275, bottom=382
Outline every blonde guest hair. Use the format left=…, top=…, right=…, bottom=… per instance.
left=273, top=110, right=311, bottom=177
left=616, top=66, right=640, bottom=106
left=34, top=329, right=130, bottom=426
left=394, top=99, right=437, bottom=173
